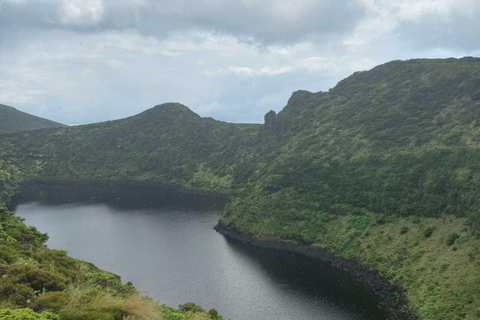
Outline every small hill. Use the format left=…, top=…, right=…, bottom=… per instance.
left=0, top=104, right=64, bottom=132
left=0, top=102, right=259, bottom=192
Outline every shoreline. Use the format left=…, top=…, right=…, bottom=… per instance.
left=214, top=222, right=417, bottom=320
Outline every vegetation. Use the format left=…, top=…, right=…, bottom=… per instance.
left=0, top=105, right=63, bottom=133
left=0, top=207, right=223, bottom=320
left=1, top=57, right=480, bottom=318
left=0, top=103, right=258, bottom=193
left=0, top=150, right=20, bottom=207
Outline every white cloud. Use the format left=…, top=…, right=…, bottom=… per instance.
left=348, top=0, right=480, bottom=48
left=60, top=0, right=104, bottom=26
left=0, top=79, right=43, bottom=104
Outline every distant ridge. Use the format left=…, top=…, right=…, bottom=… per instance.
left=0, top=104, right=64, bottom=132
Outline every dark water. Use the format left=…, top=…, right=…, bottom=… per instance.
left=14, top=183, right=387, bottom=320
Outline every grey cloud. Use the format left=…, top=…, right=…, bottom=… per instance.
left=397, top=12, right=480, bottom=52
left=1, top=0, right=366, bottom=44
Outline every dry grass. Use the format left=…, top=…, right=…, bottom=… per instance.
left=121, top=294, right=162, bottom=320
left=61, top=284, right=162, bottom=320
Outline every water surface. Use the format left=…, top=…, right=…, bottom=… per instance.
left=15, top=183, right=387, bottom=320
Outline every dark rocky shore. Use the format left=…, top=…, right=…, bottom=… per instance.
left=214, top=222, right=417, bottom=320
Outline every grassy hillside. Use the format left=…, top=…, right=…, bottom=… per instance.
left=0, top=103, right=258, bottom=193
left=1, top=57, right=480, bottom=319
left=0, top=104, right=64, bottom=133
left=220, top=58, right=480, bottom=319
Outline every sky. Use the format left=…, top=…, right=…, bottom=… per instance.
left=1, top=0, right=480, bottom=125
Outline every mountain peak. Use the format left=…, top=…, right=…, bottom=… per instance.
left=143, top=103, right=200, bottom=118
left=126, top=103, right=202, bottom=127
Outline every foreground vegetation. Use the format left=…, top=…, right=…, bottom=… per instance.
left=0, top=207, right=223, bottom=320
left=1, top=57, right=480, bottom=318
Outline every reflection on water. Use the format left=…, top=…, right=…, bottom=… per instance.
left=14, top=183, right=387, bottom=320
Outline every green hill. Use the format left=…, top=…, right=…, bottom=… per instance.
left=1, top=57, right=480, bottom=319
left=0, top=102, right=258, bottom=191
left=0, top=104, right=64, bottom=132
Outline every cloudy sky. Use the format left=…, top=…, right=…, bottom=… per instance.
left=1, top=0, right=480, bottom=125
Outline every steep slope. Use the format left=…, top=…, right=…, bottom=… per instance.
left=227, top=57, right=480, bottom=226
left=0, top=104, right=64, bottom=132
left=221, top=57, right=480, bottom=319
left=1, top=58, right=480, bottom=319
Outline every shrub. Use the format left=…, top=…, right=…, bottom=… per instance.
left=9, top=266, right=67, bottom=292
left=0, top=308, right=58, bottom=320
left=410, top=216, right=421, bottom=224
left=0, top=283, right=35, bottom=306
left=165, top=314, right=184, bottom=320
left=82, top=272, right=135, bottom=296
left=208, top=308, right=219, bottom=317
left=179, top=302, right=205, bottom=313
left=446, top=233, right=460, bottom=246
left=57, top=309, right=115, bottom=320
left=375, top=215, right=386, bottom=225
left=348, top=216, right=370, bottom=231
left=31, top=292, right=70, bottom=312
left=400, top=226, right=409, bottom=234
left=424, top=227, right=435, bottom=238
left=0, top=245, right=17, bottom=263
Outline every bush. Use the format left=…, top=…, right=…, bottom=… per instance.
left=400, top=226, right=409, bottom=234
left=179, top=302, right=205, bottom=313
left=58, top=310, right=115, bottom=320
left=0, top=245, right=18, bottom=263
left=31, top=292, right=70, bottom=312
left=0, top=308, right=58, bottom=320
left=424, top=227, right=435, bottom=238
left=9, top=266, right=67, bottom=292
left=208, top=309, right=219, bottom=317
left=375, top=214, right=386, bottom=225
left=82, top=272, right=135, bottom=296
left=0, top=283, right=35, bottom=306
left=446, top=233, right=460, bottom=246
left=348, top=216, right=370, bottom=231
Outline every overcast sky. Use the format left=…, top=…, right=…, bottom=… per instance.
left=1, top=0, right=480, bottom=125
